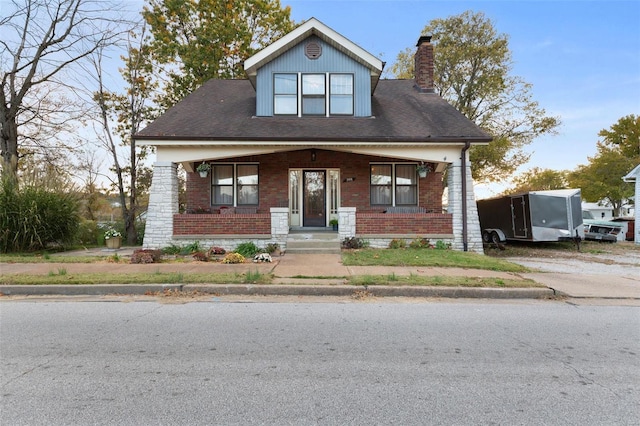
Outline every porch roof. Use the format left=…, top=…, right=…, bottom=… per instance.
left=135, top=79, right=492, bottom=144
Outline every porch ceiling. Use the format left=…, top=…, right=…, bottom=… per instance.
left=157, top=143, right=463, bottom=173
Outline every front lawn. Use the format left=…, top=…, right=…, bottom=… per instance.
left=342, top=248, right=528, bottom=272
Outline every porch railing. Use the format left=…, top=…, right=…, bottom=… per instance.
left=173, top=212, right=271, bottom=236
left=356, top=212, right=453, bottom=235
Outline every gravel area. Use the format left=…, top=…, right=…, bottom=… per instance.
left=500, top=241, right=640, bottom=277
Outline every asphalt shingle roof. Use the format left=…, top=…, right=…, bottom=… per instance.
left=135, top=79, right=491, bottom=143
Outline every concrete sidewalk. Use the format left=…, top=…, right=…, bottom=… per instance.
left=1, top=249, right=638, bottom=300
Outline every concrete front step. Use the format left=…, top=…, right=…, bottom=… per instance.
left=286, top=232, right=342, bottom=254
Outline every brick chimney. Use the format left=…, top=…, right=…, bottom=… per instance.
left=415, top=35, right=435, bottom=93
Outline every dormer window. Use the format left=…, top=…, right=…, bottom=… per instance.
left=273, top=73, right=354, bottom=117
left=330, top=74, right=353, bottom=115
left=302, top=74, right=325, bottom=115
left=274, top=74, right=297, bottom=115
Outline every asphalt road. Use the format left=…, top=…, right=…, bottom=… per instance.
left=1, top=299, right=639, bottom=425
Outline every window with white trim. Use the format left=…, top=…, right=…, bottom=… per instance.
left=302, top=74, right=325, bottom=115
left=274, top=74, right=297, bottom=115
left=211, top=164, right=259, bottom=206
left=370, top=164, right=418, bottom=206
left=330, top=74, right=353, bottom=115
left=273, top=73, right=354, bottom=117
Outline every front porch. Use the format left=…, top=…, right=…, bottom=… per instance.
left=164, top=205, right=455, bottom=252
left=142, top=147, right=484, bottom=253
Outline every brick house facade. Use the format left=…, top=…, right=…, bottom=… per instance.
left=136, top=18, right=491, bottom=253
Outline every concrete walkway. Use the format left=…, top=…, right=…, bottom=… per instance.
left=1, top=248, right=639, bottom=301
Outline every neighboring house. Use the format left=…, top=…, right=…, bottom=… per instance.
left=581, top=202, right=614, bottom=220
left=135, top=18, right=492, bottom=253
left=623, top=164, right=640, bottom=244
left=582, top=201, right=634, bottom=220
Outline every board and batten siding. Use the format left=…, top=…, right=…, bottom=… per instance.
left=255, top=36, right=372, bottom=117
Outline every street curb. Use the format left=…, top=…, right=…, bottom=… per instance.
left=0, top=284, right=556, bottom=299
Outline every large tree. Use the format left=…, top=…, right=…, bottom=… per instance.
left=142, top=0, right=294, bottom=108
left=506, top=167, right=569, bottom=195
left=567, top=115, right=640, bottom=216
left=390, top=10, right=560, bottom=182
left=92, top=26, right=156, bottom=245
left=0, top=0, right=127, bottom=180
left=568, top=143, right=635, bottom=216
left=598, top=114, right=640, bottom=160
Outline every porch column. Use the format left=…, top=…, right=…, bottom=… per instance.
left=338, top=207, right=356, bottom=240
left=143, top=162, right=179, bottom=249
left=447, top=160, right=484, bottom=254
left=270, top=207, right=289, bottom=249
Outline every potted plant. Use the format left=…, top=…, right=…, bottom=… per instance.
left=104, top=228, right=122, bottom=249
left=416, top=162, right=432, bottom=178
left=196, top=162, right=211, bottom=177
left=329, top=218, right=339, bottom=231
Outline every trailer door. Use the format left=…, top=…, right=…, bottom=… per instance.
left=511, top=196, right=528, bottom=238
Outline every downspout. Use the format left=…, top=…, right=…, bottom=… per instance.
left=461, top=142, right=471, bottom=252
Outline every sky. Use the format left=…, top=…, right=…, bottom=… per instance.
left=282, top=0, right=640, bottom=198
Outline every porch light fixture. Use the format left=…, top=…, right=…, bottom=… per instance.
left=311, top=149, right=317, bottom=161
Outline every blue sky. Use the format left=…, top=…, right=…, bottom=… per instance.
left=283, top=0, right=640, bottom=196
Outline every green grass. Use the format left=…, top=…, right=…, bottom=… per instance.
left=342, top=248, right=528, bottom=272
left=348, top=274, right=541, bottom=288
left=1, top=271, right=273, bottom=285
left=0, top=253, right=109, bottom=263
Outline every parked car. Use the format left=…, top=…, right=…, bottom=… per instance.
left=582, top=211, right=622, bottom=243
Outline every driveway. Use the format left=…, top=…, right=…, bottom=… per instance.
left=503, top=244, right=640, bottom=299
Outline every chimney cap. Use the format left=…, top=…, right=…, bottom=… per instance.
left=416, top=35, right=432, bottom=46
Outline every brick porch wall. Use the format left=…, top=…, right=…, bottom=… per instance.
left=173, top=213, right=271, bottom=235
left=356, top=212, right=453, bottom=234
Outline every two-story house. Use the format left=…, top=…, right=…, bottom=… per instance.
left=135, top=18, right=492, bottom=253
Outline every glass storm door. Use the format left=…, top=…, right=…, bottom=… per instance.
left=303, top=170, right=326, bottom=227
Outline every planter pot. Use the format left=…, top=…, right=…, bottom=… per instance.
left=332, top=224, right=338, bottom=231
left=418, top=170, right=428, bottom=178
left=199, top=171, right=209, bottom=178
left=105, top=236, right=121, bottom=249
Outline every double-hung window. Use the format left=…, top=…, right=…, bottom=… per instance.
left=330, top=74, right=353, bottom=115
left=370, top=164, right=418, bottom=206
left=274, top=74, right=297, bottom=115
left=370, top=165, right=392, bottom=205
left=274, top=73, right=354, bottom=116
left=302, top=74, right=326, bottom=115
left=212, top=164, right=259, bottom=206
left=395, top=165, right=417, bottom=205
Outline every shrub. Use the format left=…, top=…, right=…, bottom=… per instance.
left=342, top=237, right=368, bottom=249
left=222, top=252, right=245, bottom=264
left=409, top=237, right=430, bottom=249
left=264, top=243, right=280, bottom=254
left=180, top=241, right=202, bottom=255
left=0, top=177, right=80, bottom=252
left=135, top=219, right=146, bottom=245
left=234, top=241, right=259, bottom=257
left=435, top=240, right=451, bottom=250
left=131, top=249, right=163, bottom=264
left=76, top=219, right=99, bottom=246
left=208, top=246, right=226, bottom=255
left=192, top=251, right=209, bottom=261
left=389, top=238, right=406, bottom=249
left=162, top=243, right=182, bottom=255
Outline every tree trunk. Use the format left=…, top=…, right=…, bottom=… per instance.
left=0, top=113, right=19, bottom=179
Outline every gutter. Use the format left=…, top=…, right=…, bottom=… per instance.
left=461, top=141, right=471, bottom=252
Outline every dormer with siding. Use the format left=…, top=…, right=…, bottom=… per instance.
left=244, top=18, right=383, bottom=117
